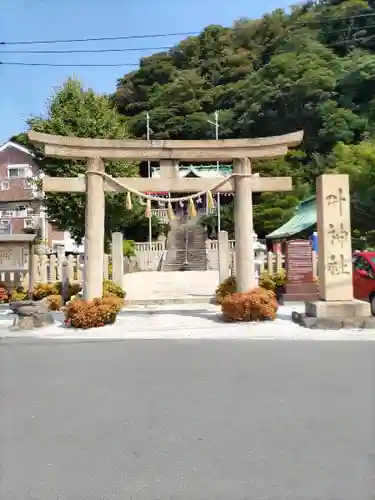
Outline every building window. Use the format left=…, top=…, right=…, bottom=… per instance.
left=0, top=220, right=10, bottom=234
left=24, top=218, right=35, bottom=229
left=7, top=165, right=32, bottom=179
left=0, top=181, right=9, bottom=190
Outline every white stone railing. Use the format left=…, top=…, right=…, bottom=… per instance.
left=0, top=242, right=317, bottom=289
left=131, top=239, right=318, bottom=274
left=206, top=239, right=235, bottom=251
left=134, top=241, right=166, bottom=253
left=151, top=208, right=169, bottom=221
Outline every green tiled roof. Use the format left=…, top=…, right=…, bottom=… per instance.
left=266, top=196, right=316, bottom=239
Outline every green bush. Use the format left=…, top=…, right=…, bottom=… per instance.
left=215, top=276, right=237, bottom=305
left=123, top=239, right=136, bottom=258
left=11, top=290, right=28, bottom=301
left=259, top=270, right=286, bottom=291
left=103, top=279, right=126, bottom=299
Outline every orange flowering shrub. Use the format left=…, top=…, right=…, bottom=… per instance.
left=32, top=282, right=60, bottom=300
left=32, top=282, right=82, bottom=301
left=46, top=294, right=63, bottom=311
left=221, top=287, right=278, bottom=322
left=215, top=276, right=237, bottom=305
left=64, top=295, right=123, bottom=329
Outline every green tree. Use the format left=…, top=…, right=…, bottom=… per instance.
left=330, top=139, right=375, bottom=234
left=23, top=78, right=160, bottom=244
left=109, top=0, right=375, bottom=236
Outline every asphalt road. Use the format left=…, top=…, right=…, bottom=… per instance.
left=1, top=339, right=374, bottom=500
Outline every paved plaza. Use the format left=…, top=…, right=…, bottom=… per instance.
left=124, top=270, right=220, bottom=302
left=1, top=302, right=375, bottom=340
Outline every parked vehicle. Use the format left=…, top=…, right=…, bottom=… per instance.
left=352, top=251, right=375, bottom=315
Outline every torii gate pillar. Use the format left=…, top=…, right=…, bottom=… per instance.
left=234, top=157, right=254, bottom=292
left=84, top=158, right=105, bottom=299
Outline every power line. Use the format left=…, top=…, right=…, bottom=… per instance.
left=0, top=61, right=139, bottom=67
left=293, top=11, right=375, bottom=26
left=3, top=22, right=375, bottom=56
left=319, top=22, right=375, bottom=34
left=0, top=46, right=173, bottom=55
left=2, top=36, right=374, bottom=68
left=0, top=31, right=199, bottom=46
left=1, top=12, right=375, bottom=47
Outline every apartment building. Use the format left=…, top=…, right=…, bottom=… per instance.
left=0, top=140, right=78, bottom=251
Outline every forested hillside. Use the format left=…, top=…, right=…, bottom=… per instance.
left=113, top=0, right=375, bottom=240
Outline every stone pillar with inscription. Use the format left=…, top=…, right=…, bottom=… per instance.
left=317, top=174, right=353, bottom=301
left=300, top=174, right=373, bottom=328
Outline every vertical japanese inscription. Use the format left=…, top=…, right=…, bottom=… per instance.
left=324, top=189, right=350, bottom=277
left=325, top=188, right=347, bottom=217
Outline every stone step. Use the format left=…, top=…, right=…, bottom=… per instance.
left=125, top=296, right=216, bottom=305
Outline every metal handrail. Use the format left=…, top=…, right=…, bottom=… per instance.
left=184, top=226, right=189, bottom=265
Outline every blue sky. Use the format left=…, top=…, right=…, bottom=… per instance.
left=1, top=0, right=292, bottom=143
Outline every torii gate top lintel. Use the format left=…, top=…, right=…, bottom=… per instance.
left=28, top=130, right=304, bottom=161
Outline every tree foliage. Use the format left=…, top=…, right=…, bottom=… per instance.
left=113, top=0, right=375, bottom=236
left=16, top=79, right=160, bottom=244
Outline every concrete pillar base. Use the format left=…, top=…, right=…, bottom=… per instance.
left=305, top=299, right=371, bottom=318
left=292, top=299, right=375, bottom=330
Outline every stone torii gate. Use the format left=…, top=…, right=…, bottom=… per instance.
left=28, top=131, right=303, bottom=300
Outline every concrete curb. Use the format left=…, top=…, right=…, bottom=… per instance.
left=125, top=296, right=216, bottom=306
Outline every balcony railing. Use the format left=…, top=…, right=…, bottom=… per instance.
left=0, top=209, right=37, bottom=218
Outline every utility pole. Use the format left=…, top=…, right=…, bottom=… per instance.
left=146, top=112, right=152, bottom=246
left=207, top=111, right=221, bottom=232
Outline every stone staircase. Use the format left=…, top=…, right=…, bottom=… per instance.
left=163, top=220, right=207, bottom=272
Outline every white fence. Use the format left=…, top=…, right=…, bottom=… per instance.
left=133, top=240, right=318, bottom=275
left=0, top=240, right=317, bottom=290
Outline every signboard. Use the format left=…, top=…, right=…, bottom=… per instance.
left=0, top=243, right=29, bottom=271
left=286, top=240, right=313, bottom=284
